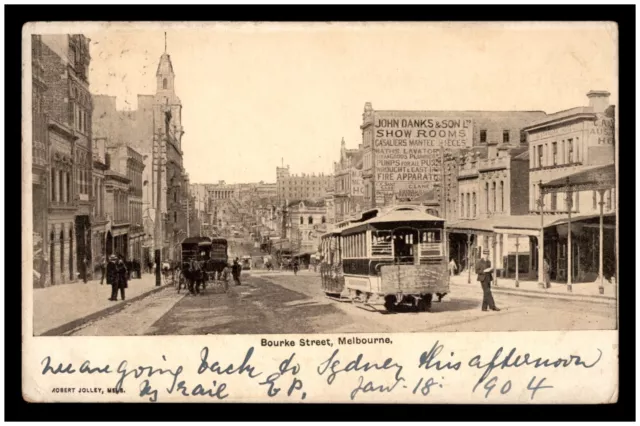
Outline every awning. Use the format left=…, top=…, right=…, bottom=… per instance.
left=548, top=212, right=615, bottom=227
left=540, top=164, right=615, bottom=194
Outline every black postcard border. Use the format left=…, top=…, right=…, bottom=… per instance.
left=6, top=4, right=635, bottom=422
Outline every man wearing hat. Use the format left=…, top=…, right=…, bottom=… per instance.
left=106, top=255, right=119, bottom=301
left=476, top=255, right=500, bottom=312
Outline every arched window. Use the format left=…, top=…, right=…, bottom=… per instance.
left=500, top=181, right=505, bottom=212
left=163, top=78, right=168, bottom=89
left=308, top=216, right=313, bottom=225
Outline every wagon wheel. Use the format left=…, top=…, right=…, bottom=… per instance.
left=384, top=295, right=396, bottom=312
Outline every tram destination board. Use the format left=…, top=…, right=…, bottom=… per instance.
left=379, top=263, right=449, bottom=294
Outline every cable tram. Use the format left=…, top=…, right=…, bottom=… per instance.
left=334, top=205, right=449, bottom=312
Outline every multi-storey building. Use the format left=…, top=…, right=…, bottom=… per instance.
left=332, top=138, right=365, bottom=223
left=359, top=102, right=547, bottom=216
left=107, top=145, right=146, bottom=261
left=285, top=200, right=328, bottom=256
left=276, top=165, right=333, bottom=203
left=90, top=137, right=109, bottom=275
left=523, top=90, right=616, bottom=284
left=31, top=35, right=50, bottom=288
left=104, top=167, right=130, bottom=258
left=40, top=34, right=94, bottom=286
left=92, top=44, right=187, bottom=263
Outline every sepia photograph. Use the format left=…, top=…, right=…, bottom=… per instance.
left=26, top=22, right=618, bottom=338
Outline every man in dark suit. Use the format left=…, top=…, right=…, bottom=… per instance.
left=476, top=255, right=500, bottom=312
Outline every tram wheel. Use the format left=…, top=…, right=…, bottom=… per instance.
left=384, top=295, right=396, bottom=312
left=419, top=294, right=433, bottom=312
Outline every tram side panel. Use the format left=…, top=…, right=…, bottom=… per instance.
left=378, top=260, right=449, bottom=295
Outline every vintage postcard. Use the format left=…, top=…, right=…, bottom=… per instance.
left=22, top=21, right=618, bottom=404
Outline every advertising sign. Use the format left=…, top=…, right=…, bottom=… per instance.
left=373, top=115, right=473, bottom=202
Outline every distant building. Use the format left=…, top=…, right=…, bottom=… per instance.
left=332, top=138, right=365, bottom=223
left=286, top=199, right=327, bottom=256
left=276, top=165, right=333, bottom=203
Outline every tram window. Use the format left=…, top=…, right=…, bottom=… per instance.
left=371, top=231, right=392, bottom=256
left=421, top=230, right=441, bottom=243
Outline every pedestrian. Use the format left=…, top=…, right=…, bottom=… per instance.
left=543, top=257, right=551, bottom=288
left=448, top=258, right=457, bottom=277
left=82, top=256, right=89, bottom=283
left=115, top=254, right=128, bottom=301
left=292, top=259, right=299, bottom=276
left=106, top=255, right=118, bottom=301
left=476, top=255, right=500, bottom=312
left=100, top=256, right=107, bottom=285
left=232, top=258, right=242, bottom=286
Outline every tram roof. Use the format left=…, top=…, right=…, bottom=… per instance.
left=339, top=208, right=445, bottom=235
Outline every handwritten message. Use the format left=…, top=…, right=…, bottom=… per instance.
left=38, top=340, right=603, bottom=403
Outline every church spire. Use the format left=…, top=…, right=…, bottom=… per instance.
left=164, top=32, right=167, bottom=53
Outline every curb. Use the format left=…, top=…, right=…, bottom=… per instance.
left=449, top=282, right=616, bottom=305
left=40, top=284, right=172, bottom=336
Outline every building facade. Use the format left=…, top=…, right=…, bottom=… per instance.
left=104, top=168, right=130, bottom=258
left=332, top=138, right=365, bottom=223
left=92, top=46, right=187, bottom=263
left=524, top=90, right=616, bottom=283
left=286, top=200, right=328, bottom=255
left=40, top=34, right=94, bottom=286
left=276, top=165, right=333, bottom=203
left=106, top=145, right=146, bottom=262
left=32, top=35, right=50, bottom=288
left=90, top=137, right=109, bottom=276
left=359, top=102, right=547, bottom=215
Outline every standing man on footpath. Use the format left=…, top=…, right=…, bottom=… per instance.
left=232, top=258, right=242, bottom=286
left=475, top=254, right=500, bottom=312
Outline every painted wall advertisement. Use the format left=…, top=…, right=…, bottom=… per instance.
left=373, top=115, right=473, bottom=202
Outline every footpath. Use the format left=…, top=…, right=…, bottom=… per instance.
left=449, top=273, right=617, bottom=305
left=33, top=272, right=173, bottom=336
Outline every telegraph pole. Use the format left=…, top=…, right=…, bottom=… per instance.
left=154, top=130, right=163, bottom=287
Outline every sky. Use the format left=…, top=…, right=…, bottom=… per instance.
left=83, top=22, right=618, bottom=184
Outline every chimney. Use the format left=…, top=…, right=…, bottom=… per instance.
left=587, top=90, right=611, bottom=114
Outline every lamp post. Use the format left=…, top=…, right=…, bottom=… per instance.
left=514, top=236, right=520, bottom=287
left=565, top=177, right=573, bottom=293
left=598, top=189, right=606, bottom=295
left=466, top=232, right=472, bottom=284
left=537, top=180, right=545, bottom=289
